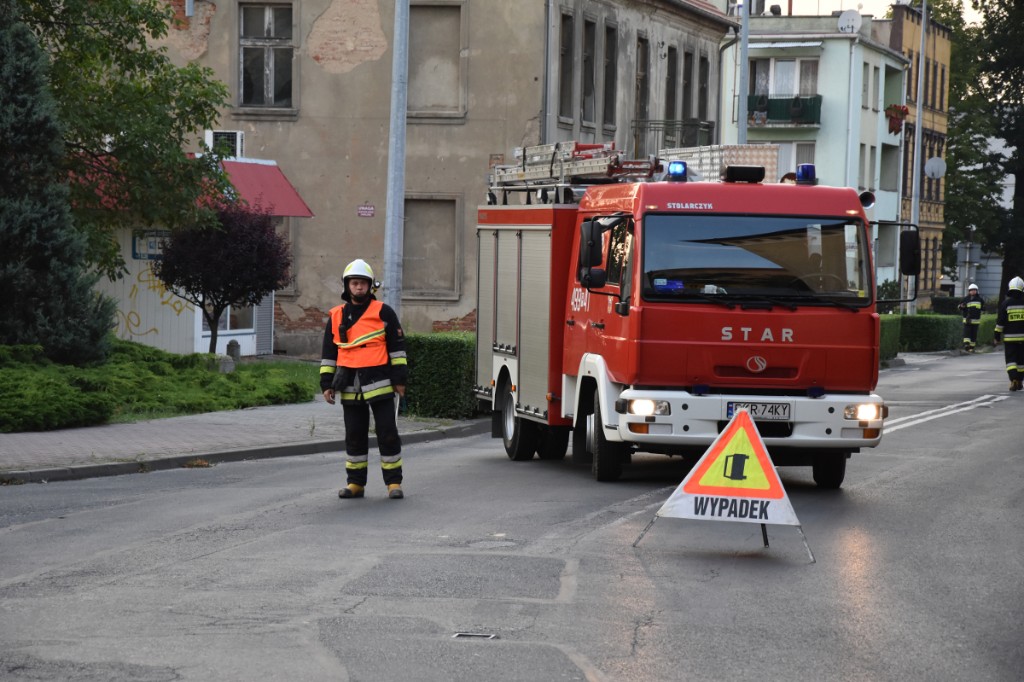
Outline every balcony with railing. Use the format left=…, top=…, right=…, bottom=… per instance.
left=746, top=94, right=822, bottom=127
left=631, top=119, right=716, bottom=157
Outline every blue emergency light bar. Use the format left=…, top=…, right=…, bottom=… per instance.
left=665, top=160, right=688, bottom=182
left=796, top=163, right=817, bottom=185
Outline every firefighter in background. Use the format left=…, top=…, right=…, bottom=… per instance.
left=958, top=283, right=984, bottom=352
left=321, top=259, right=409, bottom=498
left=994, top=276, right=1024, bottom=392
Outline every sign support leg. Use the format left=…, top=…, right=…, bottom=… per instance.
left=760, top=523, right=769, bottom=548
left=633, top=518, right=657, bottom=547
left=797, top=525, right=816, bottom=563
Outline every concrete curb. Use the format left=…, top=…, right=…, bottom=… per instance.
left=1, top=418, right=492, bottom=485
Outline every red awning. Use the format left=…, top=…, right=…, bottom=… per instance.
left=222, top=159, right=314, bottom=218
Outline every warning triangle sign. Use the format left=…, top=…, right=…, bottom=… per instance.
left=656, top=409, right=799, bottom=526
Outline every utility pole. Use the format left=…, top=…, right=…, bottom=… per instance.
left=907, top=0, right=927, bottom=315
left=737, top=0, right=750, bottom=144
left=383, top=0, right=409, bottom=316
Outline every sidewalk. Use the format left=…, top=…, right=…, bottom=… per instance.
left=0, top=399, right=489, bottom=484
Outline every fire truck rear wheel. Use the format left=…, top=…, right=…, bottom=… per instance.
left=591, top=389, right=627, bottom=482
left=500, top=381, right=538, bottom=461
left=536, top=425, right=570, bottom=460
left=812, top=451, right=848, bottom=489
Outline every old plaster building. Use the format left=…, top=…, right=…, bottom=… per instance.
left=161, top=0, right=734, bottom=355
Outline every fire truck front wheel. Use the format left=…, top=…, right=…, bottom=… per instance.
left=812, top=451, right=849, bottom=489
left=500, top=381, right=538, bottom=461
left=571, top=392, right=594, bottom=467
left=591, top=388, right=628, bottom=482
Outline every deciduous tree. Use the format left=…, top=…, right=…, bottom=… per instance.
left=963, top=0, right=1024, bottom=292
left=153, top=204, right=292, bottom=354
left=18, top=0, right=231, bottom=278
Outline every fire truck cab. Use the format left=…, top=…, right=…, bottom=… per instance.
left=475, top=142, right=912, bottom=488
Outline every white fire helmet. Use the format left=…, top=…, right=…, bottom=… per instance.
left=968, top=283, right=979, bottom=292
left=343, top=258, right=375, bottom=284
left=1010, top=276, right=1024, bottom=292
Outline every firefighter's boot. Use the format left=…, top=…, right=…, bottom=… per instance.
left=339, top=484, right=365, bottom=499
left=387, top=484, right=404, bottom=499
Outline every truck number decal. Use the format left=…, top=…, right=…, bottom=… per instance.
left=570, top=287, right=591, bottom=312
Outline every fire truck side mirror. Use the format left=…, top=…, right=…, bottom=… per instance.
left=899, top=230, right=921, bottom=276
left=581, top=268, right=607, bottom=289
left=579, top=219, right=603, bottom=268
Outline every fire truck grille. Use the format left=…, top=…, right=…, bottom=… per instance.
left=713, top=366, right=797, bottom=379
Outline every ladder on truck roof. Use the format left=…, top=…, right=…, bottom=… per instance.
left=487, top=141, right=660, bottom=205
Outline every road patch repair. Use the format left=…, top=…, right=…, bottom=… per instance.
left=633, top=409, right=814, bottom=562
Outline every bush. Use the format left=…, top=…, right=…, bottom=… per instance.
left=0, top=338, right=319, bottom=432
left=880, top=315, right=901, bottom=362
left=877, top=279, right=901, bottom=314
left=898, top=314, right=961, bottom=351
left=404, top=332, right=478, bottom=420
left=929, top=295, right=962, bottom=315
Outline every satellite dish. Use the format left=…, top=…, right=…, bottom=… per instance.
left=837, top=9, right=863, bottom=34
left=924, top=157, right=947, bottom=179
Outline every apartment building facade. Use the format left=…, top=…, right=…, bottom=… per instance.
left=881, top=2, right=951, bottom=299
left=718, top=9, right=909, bottom=288
left=161, top=0, right=734, bottom=355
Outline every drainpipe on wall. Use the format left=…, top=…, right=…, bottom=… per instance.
left=718, top=31, right=738, bottom=145
left=542, top=0, right=552, bottom=144
left=845, top=35, right=859, bottom=188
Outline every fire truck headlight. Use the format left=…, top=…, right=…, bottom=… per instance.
left=844, top=403, right=881, bottom=421
left=629, top=399, right=671, bottom=416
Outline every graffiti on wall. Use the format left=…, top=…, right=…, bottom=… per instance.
left=113, top=264, right=195, bottom=338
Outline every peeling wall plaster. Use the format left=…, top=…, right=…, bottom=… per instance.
left=309, top=0, right=388, bottom=74
left=166, top=1, right=215, bottom=60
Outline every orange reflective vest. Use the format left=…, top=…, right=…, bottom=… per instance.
left=330, top=300, right=389, bottom=368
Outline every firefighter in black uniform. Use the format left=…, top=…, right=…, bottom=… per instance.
left=958, top=283, right=984, bottom=352
left=320, top=259, right=409, bottom=498
left=994, top=276, right=1024, bottom=392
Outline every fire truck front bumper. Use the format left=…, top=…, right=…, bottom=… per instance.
left=611, top=389, right=886, bottom=450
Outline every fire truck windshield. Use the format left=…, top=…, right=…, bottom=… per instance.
left=641, top=214, right=872, bottom=307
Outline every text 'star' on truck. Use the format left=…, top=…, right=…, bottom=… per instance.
left=474, top=142, right=920, bottom=488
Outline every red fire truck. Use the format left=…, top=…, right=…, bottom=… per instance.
left=474, top=142, right=917, bottom=488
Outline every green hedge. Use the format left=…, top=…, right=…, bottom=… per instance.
left=892, top=313, right=998, bottom=352
left=404, top=332, right=478, bottom=420
left=880, top=315, right=901, bottom=362
left=898, top=314, right=961, bottom=351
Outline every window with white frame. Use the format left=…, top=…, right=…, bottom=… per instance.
left=750, top=57, right=818, bottom=97
left=239, top=4, right=294, bottom=108
left=774, top=141, right=816, bottom=179
left=203, top=304, right=254, bottom=333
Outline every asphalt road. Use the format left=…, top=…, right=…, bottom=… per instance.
left=1, top=351, right=1021, bottom=681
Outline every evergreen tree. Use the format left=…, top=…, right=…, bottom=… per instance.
left=0, top=0, right=116, bottom=365
left=153, top=203, right=292, bottom=354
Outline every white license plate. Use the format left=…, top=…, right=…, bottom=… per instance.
left=727, top=401, right=791, bottom=421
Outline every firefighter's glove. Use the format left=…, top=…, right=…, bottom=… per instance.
left=994, top=332, right=1001, bottom=344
